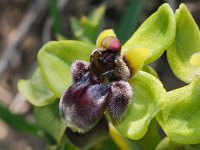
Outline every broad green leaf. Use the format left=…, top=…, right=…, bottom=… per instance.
left=122, top=3, right=175, bottom=64
left=167, top=4, right=200, bottom=83
left=142, top=65, right=159, bottom=78
left=38, top=40, right=95, bottom=97
left=155, top=137, right=197, bottom=150
left=157, top=79, right=200, bottom=144
left=115, top=71, right=165, bottom=140
left=0, top=103, right=40, bottom=135
left=34, top=101, right=67, bottom=143
left=71, top=5, right=105, bottom=43
left=18, top=68, right=56, bottom=106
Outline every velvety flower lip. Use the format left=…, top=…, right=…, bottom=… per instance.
left=59, top=33, right=134, bottom=133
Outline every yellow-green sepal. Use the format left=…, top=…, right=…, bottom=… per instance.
left=18, top=68, right=56, bottom=106
left=157, top=78, right=200, bottom=144
left=167, top=4, right=200, bottom=83
left=122, top=3, right=175, bottom=64
left=123, top=48, right=150, bottom=77
left=115, top=71, right=165, bottom=140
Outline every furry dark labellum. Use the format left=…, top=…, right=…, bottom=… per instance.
left=59, top=36, right=133, bottom=133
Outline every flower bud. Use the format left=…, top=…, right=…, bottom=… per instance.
left=101, top=36, right=121, bottom=52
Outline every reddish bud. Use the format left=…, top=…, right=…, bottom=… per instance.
left=101, top=36, right=121, bottom=52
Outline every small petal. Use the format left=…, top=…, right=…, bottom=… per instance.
left=96, top=29, right=116, bottom=48
left=71, top=60, right=89, bottom=82
left=123, top=48, right=150, bottom=77
left=107, top=81, right=133, bottom=123
left=59, top=75, right=111, bottom=133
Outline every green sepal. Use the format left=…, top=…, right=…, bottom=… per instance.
left=157, top=79, right=200, bottom=144
left=122, top=3, right=176, bottom=64
left=115, top=71, right=165, bottom=140
left=38, top=40, right=95, bottom=98
left=167, top=4, right=200, bottom=83
left=18, top=68, right=56, bottom=106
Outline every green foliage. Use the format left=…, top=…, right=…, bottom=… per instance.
left=167, top=4, right=200, bottom=83
left=157, top=79, right=200, bottom=144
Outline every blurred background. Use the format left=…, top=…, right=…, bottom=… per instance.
left=0, top=0, right=199, bottom=149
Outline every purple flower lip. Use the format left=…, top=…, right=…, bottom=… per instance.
left=60, top=72, right=111, bottom=132
left=60, top=36, right=133, bottom=133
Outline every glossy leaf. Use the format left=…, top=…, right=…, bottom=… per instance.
left=115, top=71, right=165, bottom=140
left=122, top=3, right=176, bottom=64
left=38, top=40, right=95, bottom=97
left=157, top=79, right=200, bottom=144
left=34, top=101, right=67, bottom=143
left=167, top=4, right=200, bottom=83
left=18, top=68, right=56, bottom=106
